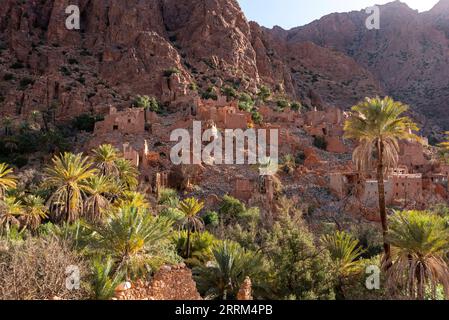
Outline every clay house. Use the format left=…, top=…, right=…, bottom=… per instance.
left=197, top=102, right=250, bottom=130
left=360, top=179, right=394, bottom=208
left=398, top=139, right=427, bottom=171
left=302, top=107, right=347, bottom=154
left=231, top=175, right=275, bottom=205
left=329, top=172, right=363, bottom=199
left=391, top=173, right=423, bottom=205
left=94, top=107, right=145, bottom=135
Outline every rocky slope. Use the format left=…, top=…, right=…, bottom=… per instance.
left=279, top=0, right=449, bottom=131
left=0, top=0, right=447, bottom=133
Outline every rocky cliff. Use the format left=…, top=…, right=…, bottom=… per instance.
left=0, top=0, right=448, bottom=133
left=280, top=0, right=449, bottom=131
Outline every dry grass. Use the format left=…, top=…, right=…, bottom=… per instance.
left=0, top=237, right=89, bottom=300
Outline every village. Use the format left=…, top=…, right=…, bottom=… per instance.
left=88, top=92, right=449, bottom=223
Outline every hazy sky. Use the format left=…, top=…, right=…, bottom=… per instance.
left=238, top=0, right=440, bottom=29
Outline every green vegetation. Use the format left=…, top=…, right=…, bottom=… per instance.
left=164, top=67, right=181, bottom=77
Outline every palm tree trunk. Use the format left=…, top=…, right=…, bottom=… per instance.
left=377, top=141, right=391, bottom=269
left=186, top=226, right=191, bottom=258
left=66, top=186, right=72, bottom=223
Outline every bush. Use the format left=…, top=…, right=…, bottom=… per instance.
left=19, top=77, right=34, bottom=89
left=238, top=93, right=255, bottom=112
left=276, top=99, right=290, bottom=110
left=3, top=73, right=14, bottom=81
left=263, top=212, right=335, bottom=299
left=0, top=238, right=89, bottom=300
left=313, top=136, right=328, bottom=150
left=202, top=210, right=219, bottom=227
left=201, top=87, right=218, bottom=101
left=218, top=195, right=259, bottom=226
left=164, top=67, right=181, bottom=77
left=251, top=111, right=263, bottom=125
left=295, top=151, right=306, bottom=165
left=222, top=86, right=237, bottom=100
left=291, top=102, right=302, bottom=111
left=134, top=95, right=160, bottom=113
left=72, top=114, right=101, bottom=132
left=60, top=66, right=71, bottom=76
left=68, top=58, right=78, bottom=65
left=257, top=85, right=271, bottom=102
left=10, top=62, right=24, bottom=69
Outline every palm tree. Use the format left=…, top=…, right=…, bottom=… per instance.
left=115, top=158, right=139, bottom=190
left=29, top=110, right=42, bottom=130
left=91, top=256, right=125, bottom=300
left=0, top=196, right=24, bottom=230
left=45, top=152, right=98, bottom=223
left=23, top=195, right=48, bottom=230
left=0, top=163, right=17, bottom=200
left=321, top=231, right=365, bottom=299
left=281, top=154, right=296, bottom=175
left=92, top=206, right=174, bottom=279
left=386, top=210, right=449, bottom=300
left=193, top=240, right=266, bottom=299
left=178, top=197, right=205, bottom=258
left=114, top=191, right=150, bottom=213
left=344, top=96, right=419, bottom=266
left=92, top=144, right=120, bottom=176
left=2, top=116, right=13, bottom=136
left=85, top=175, right=114, bottom=223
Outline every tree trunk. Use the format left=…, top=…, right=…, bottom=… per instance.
left=66, top=186, right=72, bottom=223
left=377, top=140, right=391, bottom=269
left=186, top=226, right=191, bottom=258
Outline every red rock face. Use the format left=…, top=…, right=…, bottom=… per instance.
left=281, top=1, right=449, bottom=131
left=0, top=0, right=447, bottom=132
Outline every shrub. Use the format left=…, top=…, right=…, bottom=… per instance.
left=60, top=66, right=71, bottom=76
left=10, top=62, right=24, bottom=69
left=72, top=114, right=101, bottom=132
left=0, top=238, right=89, bottom=300
left=203, top=210, right=219, bottom=227
left=201, top=87, right=218, bottom=101
left=238, top=93, right=255, bottom=112
left=295, top=151, right=306, bottom=165
left=164, top=67, right=180, bottom=77
left=291, top=102, right=302, bottom=111
left=257, top=85, right=271, bottom=102
left=222, top=86, right=237, bottom=100
left=251, top=111, right=263, bottom=125
left=68, top=58, right=78, bottom=65
left=19, top=78, right=34, bottom=89
left=263, top=211, right=335, bottom=299
left=189, top=82, right=198, bottom=91
left=313, top=136, right=328, bottom=150
left=218, top=195, right=259, bottom=226
left=3, top=73, right=14, bottom=81
left=134, top=95, right=160, bottom=113
left=276, top=99, right=290, bottom=110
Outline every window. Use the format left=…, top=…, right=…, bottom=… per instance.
left=113, top=125, right=118, bottom=131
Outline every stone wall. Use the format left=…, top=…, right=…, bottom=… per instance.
left=95, top=107, right=145, bottom=135
left=114, top=264, right=202, bottom=300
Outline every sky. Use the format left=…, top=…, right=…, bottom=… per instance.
left=237, top=0, right=441, bottom=29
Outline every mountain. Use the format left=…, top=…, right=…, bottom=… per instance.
left=278, top=0, right=449, bottom=131
left=0, top=0, right=448, bottom=134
